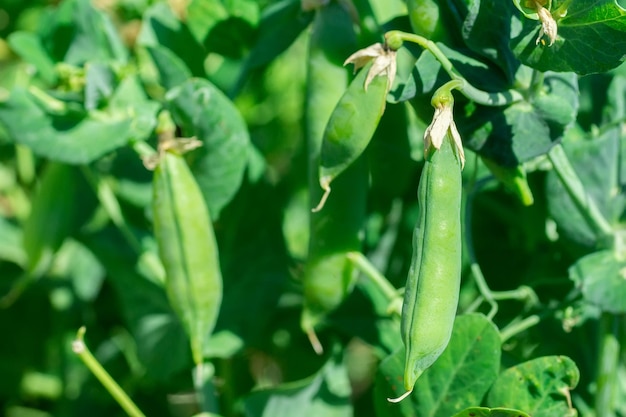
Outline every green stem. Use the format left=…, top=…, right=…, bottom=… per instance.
left=548, top=144, right=614, bottom=244
left=347, top=251, right=400, bottom=313
left=72, top=327, right=146, bottom=417
left=595, top=314, right=620, bottom=417
left=499, top=315, right=541, bottom=343
left=384, top=30, right=524, bottom=106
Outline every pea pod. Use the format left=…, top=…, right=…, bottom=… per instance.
left=316, top=56, right=389, bottom=209
left=300, top=2, right=367, bottom=353
left=152, top=148, right=223, bottom=365
left=396, top=131, right=463, bottom=398
left=23, top=162, right=87, bottom=276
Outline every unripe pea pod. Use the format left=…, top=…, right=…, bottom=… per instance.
left=391, top=130, right=463, bottom=401
left=301, top=2, right=367, bottom=353
left=152, top=146, right=223, bottom=366
left=314, top=54, right=389, bottom=210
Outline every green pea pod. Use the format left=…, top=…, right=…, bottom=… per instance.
left=481, top=156, right=534, bottom=206
left=317, top=60, right=388, bottom=203
left=23, top=162, right=83, bottom=276
left=300, top=3, right=367, bottom=353
left=152, top=150, right=223, bottom=365
left=399, top=131, right=463, bottom=395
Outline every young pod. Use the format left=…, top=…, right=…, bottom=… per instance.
left=152, top=149, right=223, bottom=365
left=315, top=45, right=393, bottom=209
left=400, top=131, right=463, bottom=393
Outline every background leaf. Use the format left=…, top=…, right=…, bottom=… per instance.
left=166, top=78, right=252, bottom=219
left=374, top=313, right=501, bottom=417
left=511, top=0, right=626, bottom=75
left=486, top=356, right=580, bottom=417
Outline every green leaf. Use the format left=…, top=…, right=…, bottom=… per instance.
left=569, top=249, right=626, bottom=313
left=461, top=0, right=519, bottom=81
left=0, top=88, right=132, bottom=164
left=546, top=127, right=623, bottom=247
left=511, top=0, right=626, bottom=75
left=166, top=78, right=251, bottom=219
left=451, top=407, right=530, bottom=417
left=40, top=0, right=128, bottom=65
left=460, top=72, right=579, bottom=166
left=7, top=31, right=57, bottom=85
left=137, top=2, right=206, bottom=77
left=374, top=313, right=501, bottom=417
left=146, top=46, right=192, bottom=91
left=243, top=347, right=352, bottom=417
left=486, top=356, right=580, bottom=417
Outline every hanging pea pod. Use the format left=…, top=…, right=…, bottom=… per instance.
left=481, top=156, right=534, bottom=206
left=315, top=43, right=394, bottom=210
left=391, top=130, right=463, bottom=401
left=152, top=144, right=223, bottom=366
left=301, top=1, right=367, bottom=354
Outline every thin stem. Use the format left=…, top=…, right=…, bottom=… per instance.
left=548, top=144, right=614, bottom=243
left=384, top=31, right=524, bottom=107
left=500, top=315, right=541, bottom=343
left=72, top=327, right=146, bottom=417
left=595, top=313, right=620, bottom=417
left=347, top=251, right=399, bottom=304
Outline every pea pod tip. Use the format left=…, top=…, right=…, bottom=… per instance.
left=387, top=388, right=413, bottom=403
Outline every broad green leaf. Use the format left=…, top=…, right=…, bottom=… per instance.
left=0, top=88, right=132, bottom=164
left=243, top=0, right=312, bottom=70
left=146, top=46, right=192, bottom=91
left=243, top=347, right=352, bottom=417
left=374, top=313, right=501, bottom=417
left=233, top=0, right=313, bottom=94
left=452, top=407, right=530, bottom=417
left=460, top=72, right=578, bottom=166
left=39, top=0, right=128, bottom=65
left=7, top=32, right=57, bottom=85
left=511, top=0, right=626, bottom=75
left=569, top=250, right=626, bottom=313
left=187, top=0, right=258, bottom=58
left=546, top=127, right=624, bottom=248
left=166, top=78, right=251, bottom=219
left=462, top=0, right=519, bottom=81
left=137, top=2, right=206, bottom=76
left=486, top=356, right=580, bottom=417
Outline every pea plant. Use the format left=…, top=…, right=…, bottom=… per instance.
left=0, top=0, right=625, bottom=416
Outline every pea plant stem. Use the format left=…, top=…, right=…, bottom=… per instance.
left=347, top=251, right=401, bottom=315
left=72, top=327, right=146, bottom=417
left=384, top=30, right=525, bottom=106
left=547, top=144, right=614, bottom=243
left=595, top=313, right=621, bottom=417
